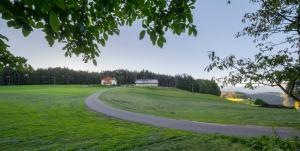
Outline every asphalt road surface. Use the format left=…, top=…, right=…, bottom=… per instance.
left=85, top=91, right=300, bottom=138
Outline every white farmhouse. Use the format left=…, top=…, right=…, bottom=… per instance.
left=135, top=79, right=159, bottom=87
left=101, top=76, right=117, bottom=86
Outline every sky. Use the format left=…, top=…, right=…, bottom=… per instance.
left=1, top=0, right=282, bottom=92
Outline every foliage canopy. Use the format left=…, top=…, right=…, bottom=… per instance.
left=0, top=0, right=197, bottom=68
left=206, top=0, right=300, bottom=100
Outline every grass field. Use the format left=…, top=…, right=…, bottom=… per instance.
left=100, top=87, right=300, bottom=128
left=0, top=85, right=299, bottom=150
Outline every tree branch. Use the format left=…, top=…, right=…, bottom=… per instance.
left=261, top=0, right=296, bottom=24
left=277, top=83, right=300, bottom=101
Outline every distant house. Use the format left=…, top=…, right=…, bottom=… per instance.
left=135, top=79, right=158, bottom=87
left=101, top=76, right=117, bottom=86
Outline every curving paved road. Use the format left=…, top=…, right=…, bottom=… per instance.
left=85, top=91, right=300, bottom=138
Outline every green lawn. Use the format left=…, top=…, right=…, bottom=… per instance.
left=0, top=85, right=299, bottom=150
left=100, top=87, right=300, bottom=128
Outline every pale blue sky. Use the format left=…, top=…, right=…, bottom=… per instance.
left=1, top=0, right=258, bottom=79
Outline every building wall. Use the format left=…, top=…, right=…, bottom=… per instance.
left=101, top=80, right=110, bottom=85
left=101, top=80, right=117, bottom=85
left=135, top=83, right=158, bottom=87
left=111, top=80, right=117, bottom=85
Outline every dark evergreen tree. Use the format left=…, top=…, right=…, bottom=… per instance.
left=0, top=67, right=221, bottom=96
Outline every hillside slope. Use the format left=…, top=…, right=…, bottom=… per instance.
left=249, top=92, right=294, bottom=106
left=100, top=87, right=300, bottom=128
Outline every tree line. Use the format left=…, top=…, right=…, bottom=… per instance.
left=0, top=67, right=221, bottom=96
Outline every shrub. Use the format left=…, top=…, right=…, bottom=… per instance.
left=254, top=99, right=268, bottom=107
left=245, top=136, right=300, bottom=151
left=209, top=135, right=300, bottom=151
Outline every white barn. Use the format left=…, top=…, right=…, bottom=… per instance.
left=135, top=79, right=159, bottom=87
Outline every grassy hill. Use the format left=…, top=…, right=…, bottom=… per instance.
left=222, top=91, right=294, bottom=106
left=100, top=87, right=300, bottom=128
left=248, top=92, right=294, bottom=105
left=0, top=85, right=299, bottom=150
left=221, top=91, right=251, bottom=99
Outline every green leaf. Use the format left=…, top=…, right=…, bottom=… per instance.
left=188, top=27, right=193, bottom=35
left=22, top=27, right=32, bottom=37
left=49, top=11, right=59, bottom=33
left=1, top=12, right=12, bottom=20
left=193, top=29, right=197, bottom=37
left=0, top=34, right=9, bottom=41
left=174, top=25, right=182, bottom=35
left=139, top=30, right=146, bottom=40
left=64, top=51, right=68, bottom=57
left=157, top=36, right=166, bottom=48
left=149, top=32, right=157, bottom=45
left=157, top=37, right=163, bottom=48
left=187, top=14, right=193, bottom=23
left=23, top=0, right=33, bottom=5
left=53, top=0, right=65, bottom=10
left=22, top=29, right=30, bottom=37
left=46, top=35, right=54, bottom=46
left=7, top=20, right=15, bottom=27
left=103, top=33, right=108, bottom=40
left=100, top=39, right=105, bottom=46
left=36, top=22, right=44, bottom=28
left=93, top=59, right=97, bottom=65
left=161, top=36, right=166, bottom=43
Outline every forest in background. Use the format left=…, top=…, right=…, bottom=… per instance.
left=0, top=67, right=221, bottom=96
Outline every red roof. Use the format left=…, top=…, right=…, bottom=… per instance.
left=101, top=76, right=113, bottom=81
